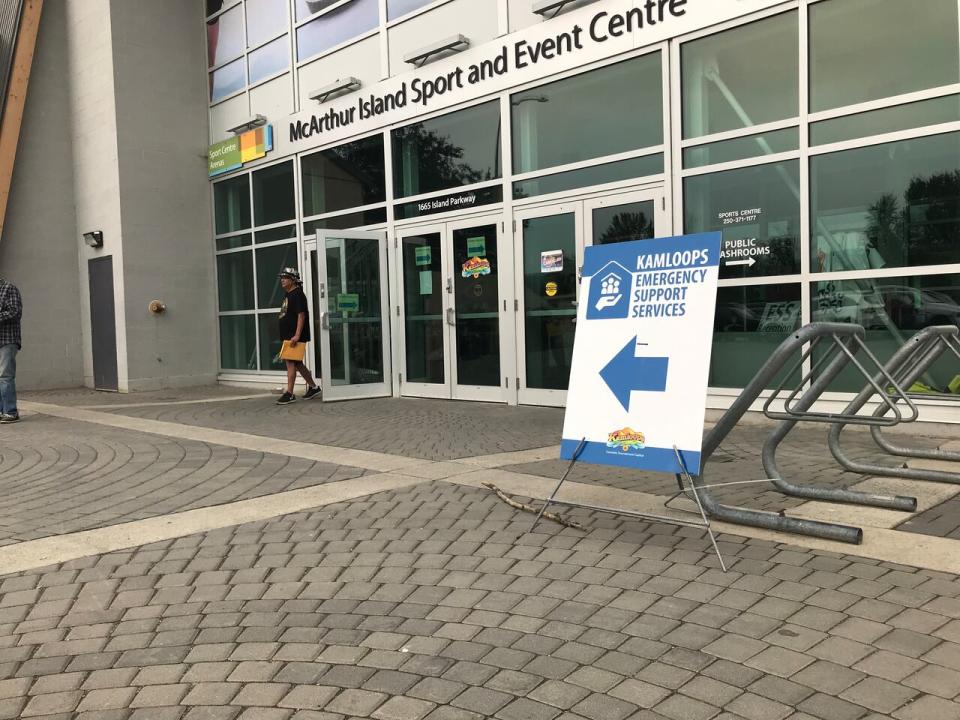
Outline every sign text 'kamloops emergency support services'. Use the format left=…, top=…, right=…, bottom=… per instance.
left=561, top=232, right=721, bottom=475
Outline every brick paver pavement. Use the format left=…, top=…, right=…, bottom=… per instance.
left=0, top=482, right=956, bottom=719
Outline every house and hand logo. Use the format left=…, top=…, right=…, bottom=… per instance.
left=586, top=261, right=631, bottom=320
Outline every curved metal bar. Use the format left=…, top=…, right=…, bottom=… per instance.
left=695, top=323, right=867, bottom=545
left=760, top=333, right=916, bottom=511
left=829, top=326, right=960, bottom=483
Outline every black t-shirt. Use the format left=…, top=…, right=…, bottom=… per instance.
left=278, top=287, right=311, bottom=342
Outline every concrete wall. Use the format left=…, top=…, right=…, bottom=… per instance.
left=110, top=0, right=216, bottom=390
left=0, top=0, right=83, bottom=389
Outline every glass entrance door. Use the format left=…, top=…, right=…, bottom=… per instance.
left=397, top=216, right=507, bottom=402
left=514, top=188, right=667, bottom=406
left=313, top=230, right=392, bottom=401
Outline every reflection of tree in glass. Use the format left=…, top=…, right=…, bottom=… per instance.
left=395, top=124, right=493, bottom=192
left=598, top=212, right=653, bottom=244
left=867, top=193, right=902, bottom=268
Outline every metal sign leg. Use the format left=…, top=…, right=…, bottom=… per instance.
left=530, top=437, right=586, bottom=533
left=673, top=446, right=727, bottom=572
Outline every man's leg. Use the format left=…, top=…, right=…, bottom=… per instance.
left=296, top=362, right=318, bottom=389
left=285, top=360, right=297, bottom=394
left=0, top=344, right=17, bottom=417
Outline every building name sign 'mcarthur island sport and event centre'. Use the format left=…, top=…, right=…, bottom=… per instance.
left=278, top=0, right=782, bottom=156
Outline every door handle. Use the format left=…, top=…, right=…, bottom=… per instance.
left=446, top=278, right=453, bottom=293
left=321, top=311, right=330, bottom=330
left=446, top=308, right=456, bottom=326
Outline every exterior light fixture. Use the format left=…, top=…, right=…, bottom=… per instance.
left=532, top=0, right=595, bottom=19
left=309, top=77, right=362, bottom=104
left=403, top=35, right=469, bottom=67
left=227, top=114, right=268, bottom=135
left=82, top=231, right=104, bottom=248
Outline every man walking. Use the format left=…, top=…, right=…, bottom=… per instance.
left=276, top=268, right=320, bottom=405
left=0, top=276, right=22, bottom=423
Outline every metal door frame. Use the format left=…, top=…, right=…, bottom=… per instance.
left=311, top=229, right=392, bottom=402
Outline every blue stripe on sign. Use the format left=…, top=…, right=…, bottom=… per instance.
left=560, top=439, right=702, bottom=476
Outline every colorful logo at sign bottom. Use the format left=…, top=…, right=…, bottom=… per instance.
left=607, top=428, right=646, bottom=452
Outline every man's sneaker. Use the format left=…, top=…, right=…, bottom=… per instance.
left=303, top=385, right=321, bottom=400
left=275, top=392, right=296, bottom=405
left=0, top=413, right=19, bottom=424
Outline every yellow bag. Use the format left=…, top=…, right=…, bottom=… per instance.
left=279, top=340, right=306, bottom=362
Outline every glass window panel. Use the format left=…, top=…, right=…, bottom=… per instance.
left=209, top=58, right=246, bottom=102
left=593, top=201, right=655, bottom=245
left=294, top=0, right=344, bottom=22
left=248, top=35, right=289, bottom=85
left=684, top=161, right=801, bottom=279
left=712, top=284, right=801, bottom=389
left=216, top=233, right=251, bottom=251
left=255, top=225, right=297, bottom=244
left=258, top=313, right=286, bottom=371
left=513, top=154, right=663, bottom=200
left=812, top=274, right=960, bottom=392
left=811, top=133, right=960, bottom=273
left=296, top=0, right=378, bottom=61
left=811, top=95, right=960, bottom=147
left=512, top=54, right=662, bottom=174
left=256, top=243, right=298, bottom=308
left=301, top=135, right=386, bottom=216
left=683, top=128, right=798, bottom=169
left=253, top=161, right=295, bottom=226
left=246, top=0, right=287, bottom=47
left=401, top=232, right=445, bottom=384
left=207, top=4, right=244, bottom=67
left=682, top=12, right=798, bottom=139
left=214, top=175, right=250, bottom=234
left=207, top=0, right=226, bottom=17
left=387, top=0, right=434, bottom=21
left=810, top=0, right=959, bottom=113
left=303, top=208, right=387, bottom=235
left=522, top=214, right=576, bottom=390
left=217, top=251, right=254, bottom=311
left=392, top=101, right=501, bottom=198
left=452, top=225, right=500, bottom=387
left=219, top=315, right=257, bottom=370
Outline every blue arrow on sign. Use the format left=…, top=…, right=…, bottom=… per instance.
left=600, top=336, right=670, bottom=412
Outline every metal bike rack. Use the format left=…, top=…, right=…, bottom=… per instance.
left=688, top=323, right=917, bottom=545
left=829, top=326, right=960, bottom=483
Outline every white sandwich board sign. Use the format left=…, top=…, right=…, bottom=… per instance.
left=561, top=232, right=722, bottom=475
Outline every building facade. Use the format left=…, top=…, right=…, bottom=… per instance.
left=4, top=0, right=960, bottom=418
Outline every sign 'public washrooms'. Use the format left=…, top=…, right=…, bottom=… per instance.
left=561, top=232, right=722, bottom=475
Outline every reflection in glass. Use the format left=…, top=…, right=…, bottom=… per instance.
left=253, top=161, right=296, bottom=226
left=248, top=35, right=289, bottom=85
left=256, top=243, right=298, bottom=308
left=811, top=133, right=960, bottom=272
left=512, top=54, right=662, bottom=174
left=207, top=5, right=244, bottom=67
left=217, top=252, right=254, bottom=311
left=296, top=0, right=378, bottom=61
left=453, top=225, right=500, bottom=387
left=255, top=225, right=297, bottom=244
left=683, top=128, right=798, bottom=169
left=593, top=201, right=655, bottom=245
left=513, top=154, right=662, bottom=200
left=246, top=0, right=287, bottom=47
left=523, top=215, right=576, bottom=390
left=392, top=101, right=501, bottom=198
left=303, top=208, right=387, bottom=235
left=810, top=0, right=959, bottom=113
left=219, top=315, right=257, bottom=370
left=387, top=0, right=434, bottom=21
left=258, top=314, right=285, bottom=371
left=295, top=0, right=347, bottom=21
left=301, top=135, right=386, bottom=216
left=811, top=95, right=960, bottom=147
left=216, top=233, right=251, bottom=251
left=324, top=237, right=385, bottom=386
left=214, top=175, right=250, bottom=234
left=206, top=0, right=225, bottom=17
left=812, top=274, right=960, bottom=391
left=684, top=161, right=801, bottom=279
left=402, top=233, right=444, bottom=384
left=209, top=58, right=246, bottom=102
left=682, top=12, right=798, bottom=138
left=711, top=284, right=801, bottom=388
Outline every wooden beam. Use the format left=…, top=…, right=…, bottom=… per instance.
left=0, top=0, right=42, bottom=245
